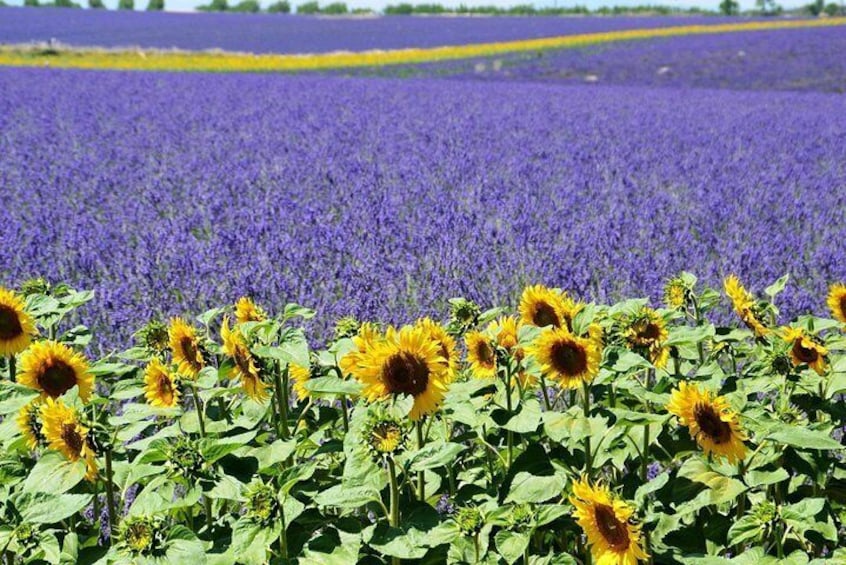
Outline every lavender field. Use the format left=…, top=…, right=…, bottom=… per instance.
left=2, top=62, right=845, bottom=352
left=0, top=8, right=751, bottom=53
left=406, top=25, right=846, bottom=93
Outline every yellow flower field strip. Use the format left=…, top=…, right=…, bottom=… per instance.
left=1, top=17, right=844, bottom=72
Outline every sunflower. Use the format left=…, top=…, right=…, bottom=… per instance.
left=235, top=296, right=266, bottom=324
left=289, top=363, right=311, bottom=401
left=781, top=327, right=828, bottom=376
left=416, top=318, right=459, bottom=382
left=339, top=322, right=383, bottom=377
left=529, top=327, right=601, bottom=389
left=351, top=324, right=449, bottom=421
left=0, top=287, right=36, bottom=357
left=827, top=283, right=846, bottom=324
left=18, top=341, right=94, bottom=403
left=666, top=381, right=747, bottom=464
left=465, top=331, right=498, bottom=379
left=16, top=398, right=44, bottom=450
left=221, top=317, right=269, bottom=402
left=625, top=308, right=670, bottom=369
left=168, top=318, right=204, bottom=379
left=724, top=275, right=769, bottom=337
left=663, top=277, right=689, bottom=311
left=570, top=476, right=649, bottom=565
left=143, top=358, right=180, bottom=408
left=519, top=285, right=582, bottom=330
left=487, top=316, right=521, bottom=354
left=40, top=398, right=97, bottom=481
left=366, top=417, right=406, bottom=457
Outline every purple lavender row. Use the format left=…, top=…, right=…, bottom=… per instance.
left=0, top=8, right=760, bottom=54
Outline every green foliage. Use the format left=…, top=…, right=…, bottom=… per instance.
left=320, top=1, right=346, bottom=13
left=1, top=274, right=845, bottom=563
left=88, top=0, right=106, bottom=8
left=266, top=0, right=290, bottom=12
left=720, top=0, right=739, bottom=14
left=146, top=0, right=164, bottom=10
left=23, top=0, right=40, bottom=6
left=117, top=0, right=134, bottom=9
left=296, top=0, right=319, bottom=12
left=231, top=0, right=259, bottom=11
left=197, top=0, right=227, bottom=10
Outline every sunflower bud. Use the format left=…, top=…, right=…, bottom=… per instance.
left=364, top=415, right=407, bottom=460
left=453, top=505, right=484, bottom=535
left=244, top=482, right=280, bottom=526
left=448, top=297, right=481, bottom=336
left=117, top=515, right=166, bottom=557
left=334, top=316, right=361, bottom=340
left=136, top=320, right=170, bottom=355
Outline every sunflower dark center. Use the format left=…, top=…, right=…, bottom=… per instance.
left=840, top=296, right=846, bottom=317
left=638, top=323, right=661, bottom=342
left=0, top=305, right=23, bottom=341
left=234, top=348, right=253, bottom=375
left=180, top=337, right=201, bottom=368
left=693, top=402, right=732, bottom=444
left=792, top=339, right=818, bottom=364
left=550, top=340, right=587, bottom=376
left=61, top=423, right=84, bottom=457
left=594, top=503, right=630, bottom=551
left=157, top=374, right=174, bottom=401
left=383, top=352, right=430, bottom=397
left=37, top=360, right=78, bottom=398
left=476, top=341, right=495, bottom=367
left=533, top=303, right=560, bottom=328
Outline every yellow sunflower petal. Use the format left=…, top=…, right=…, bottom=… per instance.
left=0, top=287, right=37, bottom=356
left=18, top=341, right=94, bottom=403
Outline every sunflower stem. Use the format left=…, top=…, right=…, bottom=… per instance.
left=7, top=356, right=15, bottom=383
left=203, top=495, right=213, bottom=534
left=340, top=395, right=349, bottom=433
left=473, top=532, right=481, bottom=563
left=387, top=457, right=402, bottom=565
left=505, top=372, right=514, bottom=470
left=189, top=383, right=206, bottom=437
left=581, top=380, right=592, bottom=476
left=104, top=448, right=118, bottom=532
left=416, top=420, right=426, bottom=501
left=640, top=425, right=650, bottom=483
left=273, top=365, right=289, bottom=440
left=691, top=296, right=706, bottom=366
left=539, top=374, right=552, bottom=411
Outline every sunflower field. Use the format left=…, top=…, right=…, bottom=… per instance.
left=0, top=272, right=845, bottom=564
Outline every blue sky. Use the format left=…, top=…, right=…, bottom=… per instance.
left=3, top=0, right=811, bottom=11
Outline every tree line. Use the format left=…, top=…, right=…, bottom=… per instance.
left=8, top=0, right=844, bottom=16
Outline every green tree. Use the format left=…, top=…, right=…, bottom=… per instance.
left=118, top=0, right=134, bottom=9
left=146, top=0, right=164, bottom=9
left=266, top=0, right=290, bottom=11
left=24, top=0, right=39, bottom=6
left=231, top=0, right=259, bottom=10
left=719, top=0, right=739, bottom=13
left=297, top=0, right=319, bottom=12
left=197, top=0, right=226, bottom=10
left=320, top=1, right=346, bottom=12
left=88, top=0, right=106, bottom=8
left=823, top=1, right=840, bottom=13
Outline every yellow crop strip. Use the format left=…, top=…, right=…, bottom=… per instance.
left=1, top=17, right=844, bottom=73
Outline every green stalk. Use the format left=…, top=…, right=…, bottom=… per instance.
left=505, top=373, right=514, bottom=470
left=416, top=420, right=426, bottom=501
left=581, top=380, right=592, bottom=476
left=473, top=532, right=481, bottom=563
left=691, top=296, right=705, bottom=365
left=340, top=395, right=349, bottom=433
left=7, top=355, right=15, bottom=382
left=539, top=374, right=552, bottom=411
left=189, top=383, right=206, bottom=437
left=387, top=457, right=401, bottom=565
left=640, top=425, right=649, bottom=483
left=203, top=496, right=213, bottom=534
left=104, top=448, right=118, bottom=532
left=273, top=365, right=289, bottom=440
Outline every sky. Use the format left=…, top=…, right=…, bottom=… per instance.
left=2, top=0, right=813, bottom=11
